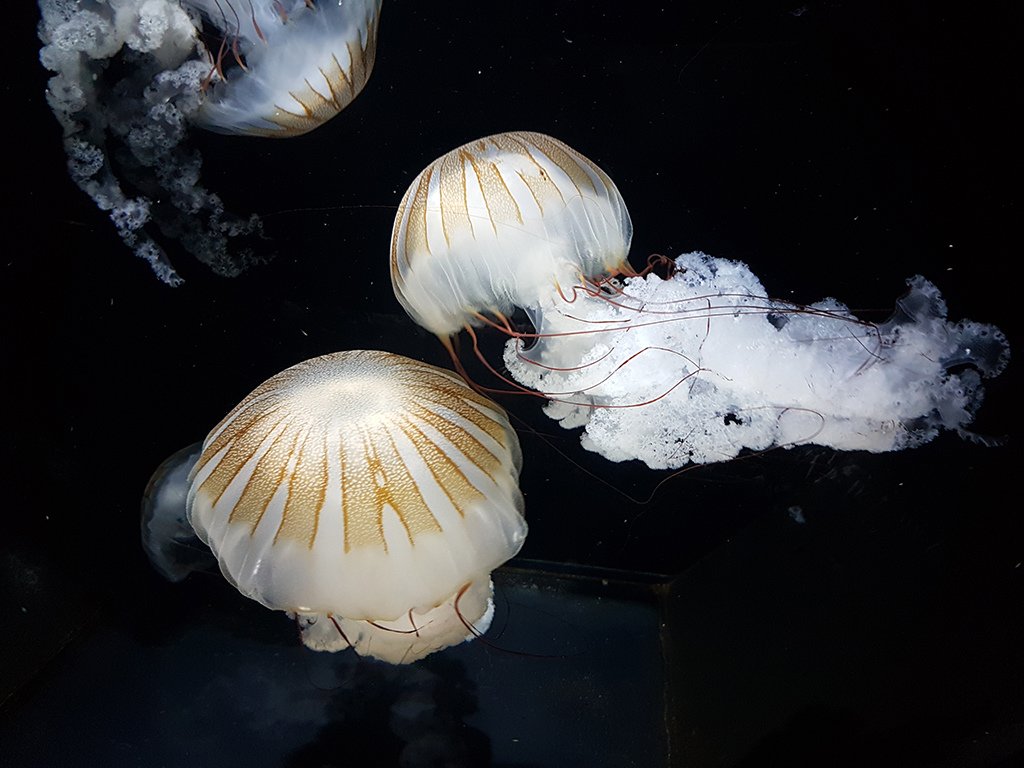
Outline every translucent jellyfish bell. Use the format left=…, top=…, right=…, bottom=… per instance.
left=390, top=133, right=1010, bottom=470
left=185, top=350, right=526, bottom=664
left=141, top=442, right=215, bottom=583
left=185, top=0, right=381, bottom=136
left=390, top=131, right=633, bottom=351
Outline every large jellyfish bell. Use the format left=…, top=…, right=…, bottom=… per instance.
left=37, top=0, right=382, bottom=283
left=390, top=131, right=1010, bottom=470
left=144, top=350, right=527, bottom=664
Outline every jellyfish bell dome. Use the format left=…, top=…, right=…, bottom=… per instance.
left=389, top=131, right=633, bottom=347
left=184, top=0, right=382, bottom=136
left=185, top=350, right=527, bottom=664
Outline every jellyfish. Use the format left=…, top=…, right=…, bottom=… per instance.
left=391, top=131, right=632, bottom=345
left=185, top=0, right=381, bottom=137
left=390, top=131, right=1010, bottom=470
left=143, top=350, right=527, bottom=664
left=37, top=0, right=382, bottom=284
left=141, top=441, right=216, bottom=582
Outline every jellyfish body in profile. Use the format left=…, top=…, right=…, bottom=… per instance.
left=390, top=130, right=634, bottom=363
left=390, top=131, right=1010, bottom=470
left=158, top=350, right=526, bottom=664
left=37, top=0, right=383, bottom=283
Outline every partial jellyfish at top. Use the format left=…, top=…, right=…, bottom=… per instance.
left=37, top=0, right=383, bottom=285
left=390, top=131, right=1010, bottom=470
left=142, top=350, right=527, bottom=664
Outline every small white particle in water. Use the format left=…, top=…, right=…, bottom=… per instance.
left=788, top=506, right=806, bottom=524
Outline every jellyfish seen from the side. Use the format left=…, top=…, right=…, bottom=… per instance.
left=185, top=0, right=381, bottom=137
left=37, top=0, right=382, bottom=284
left=391, top=130, right=634, bottom=364
left=143, top=350, right=527, bottom=664
left=390, top=131, right=1010, bottom=470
